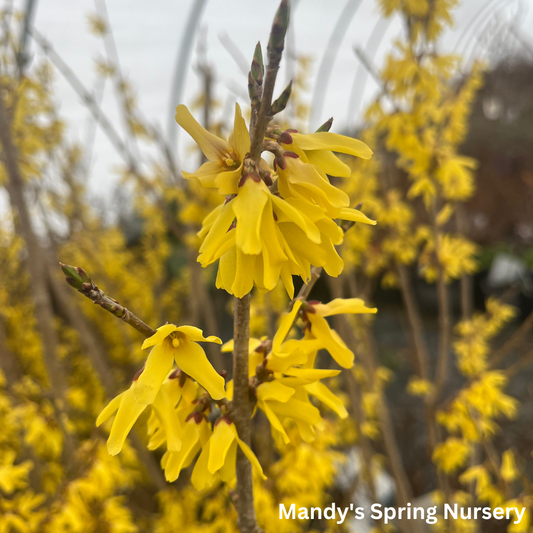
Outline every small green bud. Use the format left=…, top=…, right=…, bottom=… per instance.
left=60, top=263, right=91, bottom=291
left=271, top=80, right=292, bottom=115
left=315, top=117, right=333, bottom=133
left=251, top=42, right=264, bottom=84
left=268, top=0, right=290, bottom=55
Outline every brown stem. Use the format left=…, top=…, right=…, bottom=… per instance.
left=434, top=267, right=451, bottom=397
left=397, top=263, right=431, bottom=381
left=455, top=203, right=473, bottom=320
left=396, top=264, right=452, bottom=499
left=0, top=311, right=23, bottom=384
left=489, top=310, right=533, bottom=369
left=249, top=1, right=289, bottom=163
left=232, top=294, right=260, bottom=533
left=230, top=6, right=290, bottom=531
left=505, top=348, right=533, bottom=378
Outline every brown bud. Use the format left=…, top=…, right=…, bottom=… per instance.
left=279, top=130, right=293, bottom=144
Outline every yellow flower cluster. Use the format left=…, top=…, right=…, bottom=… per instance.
left=97, top=296, right=376, bottom=489
left=176, top=105, right=376, bottom=298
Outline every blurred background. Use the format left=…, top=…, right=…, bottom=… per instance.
left=2, top=0, right=533, bottom=531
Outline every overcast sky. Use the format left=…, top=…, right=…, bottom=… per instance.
left=12, top=0, right=532, bottom=195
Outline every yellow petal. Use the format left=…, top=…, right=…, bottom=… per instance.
left=305, top=381, right=348, bottom=418
left=208, top=420, right=237, bottom=473
left=228, top=103, right=250, bottom=159
left=181, top=377, right=199, bottom=404
left=231, top=249, right=256, bottom=298
left=219, top=440, right=238, bottom=482
left=316, top=217, right=343, bottom=245
left=198, top=199, right=236, bottom=264
left=133, top=343, right=174, bottom=404
left=314, top=298, right=377, bottom=317
left=281, top=158, right=349, bottom=211
left=280, top=265, right=295, bottom=299
left=283, top=368, right=340, bottom=381
left=281, top=224, right=330, bottom=272
left=96, top=392, right=124, bottom=427
left=107, top=388, right=148, bottom=455
left=271, top=194, right=321, bottom=244
left=307, top=313, right=354, bottom=368
left=215, top=166, right=242, bottom=195
left=163, top=420, right=200, bottom=482
left=174, top=338, right=226, bottom=400
left=339, top=207, right=377, bottom=226
left=141, top=324, right=178, bottom=350
left=191, top=440, right=215, bottom=490
left=272, top=300, right=303, bottom=351
left=236, top=438, right=267, bottom=480
left=152, top=388, right=183, bottom=452
left=259, top=209, right=287, bottom=291
left=260, top=402, right=290, bottom=444
left=318, top=233, right=344, bottom=278
left=233, top=180, right=269, bottom=255
left=176, top=105, right=229, bottom=161
left=182, top=160, right=223, bottom=188
left=266, top=347, right=308, bottom=372
left=216, top=247, right=237, bottom=294
left=295, top=419, right=316, bottom=443
left=222, top=338, right=262, bottom=353
left=293, top=132, right=372, bottom=160
left=268, top=397, right=322, bottom=426
left=306, top=149, right=351, bottom=177
left=257, top=381, right=295, bottom=402
left=176, top=325, right=222, bottom=344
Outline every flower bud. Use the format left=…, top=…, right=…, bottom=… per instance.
left=271, top=80, right=292, bottom=115
left=251, top=42, right=264, bottom=84
left=268, top=0, right=290, bottom=56
left=60, top=262, right=91, bottom=291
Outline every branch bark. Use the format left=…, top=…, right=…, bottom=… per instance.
left=232, top=294, right=258, bottom=533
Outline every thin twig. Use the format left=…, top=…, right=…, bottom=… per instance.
left=489, top=310, right=533, bottom=368
left=59, top=263, right=156, bottom=338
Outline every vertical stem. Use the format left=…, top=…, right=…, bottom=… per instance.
left=434, top=270, right=451, bottom=395
left=396, top=262, right=452, bottom=498
left=456, top=201, right=473, bottom=320
left=231, top=5, right=287, bottom=530
left=397, top=263, right=431, bottom=381
left=432, top=210, right=451, bottom=398
left=232, top=293, right=259, bottom=533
